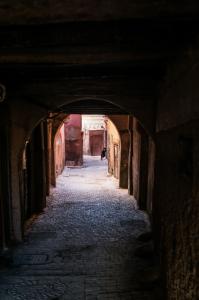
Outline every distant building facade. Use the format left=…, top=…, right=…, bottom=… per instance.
left=82, top=115, right=107, bottom=156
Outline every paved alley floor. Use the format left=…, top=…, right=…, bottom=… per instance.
left=0, top=156, right=160, bottom=300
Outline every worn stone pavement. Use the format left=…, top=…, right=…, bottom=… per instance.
left=0, top=156, right=161, bottom=300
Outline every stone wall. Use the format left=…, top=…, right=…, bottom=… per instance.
left=157, top=49, right=199, bottom=132
left=155, top=121, right=199, bottom=299
left=155, top=48, right=199, bottom=299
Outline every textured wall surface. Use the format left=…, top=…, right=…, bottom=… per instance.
left=54, top=124, right=65, bottom=176
left=155, top=48, right=199, bottom=299
left=107, top=118, right=120, bottom=178
left=155, top=121, right=199, bottom=300
left=157, top=48, right=199, bottom=132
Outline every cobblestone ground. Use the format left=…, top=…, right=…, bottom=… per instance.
left=0, top=156, right=160, bottom=300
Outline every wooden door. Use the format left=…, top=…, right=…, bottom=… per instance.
left=90, top=133, right=103, bottom=156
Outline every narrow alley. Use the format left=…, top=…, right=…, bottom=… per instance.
left=0, top=156, right=159, bottom=300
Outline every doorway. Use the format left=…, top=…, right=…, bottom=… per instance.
left=90, top=130, right=104, bottom=156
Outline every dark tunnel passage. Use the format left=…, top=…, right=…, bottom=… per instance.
left=0, top=2, right=199, bottom=299
left=0, top=113, right=160, bottom=299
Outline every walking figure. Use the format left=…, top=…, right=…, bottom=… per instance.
left=101, top=147, right=106, bottom=160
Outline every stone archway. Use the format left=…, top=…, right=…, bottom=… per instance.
left=9, top=96, right=155, bottom=242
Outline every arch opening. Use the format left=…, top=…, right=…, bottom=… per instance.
left=53, top=114, right=121, bottom=187
left=1, top=97, right=157, bottom=300
left=18, top=99, right=155, bottom=231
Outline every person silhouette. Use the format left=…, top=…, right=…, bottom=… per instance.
left=101, top=147, right=106, bottom=160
